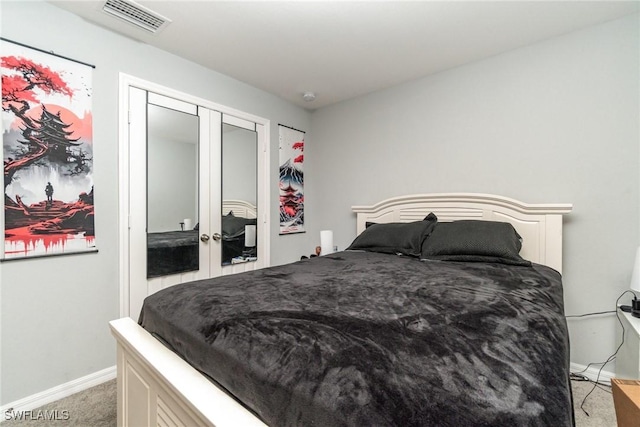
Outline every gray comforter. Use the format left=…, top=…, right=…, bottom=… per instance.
left=139, top=251, right=573, bottom=426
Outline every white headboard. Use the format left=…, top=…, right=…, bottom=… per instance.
left=352, top=193, right=572, bottom=273
left=222, top=200, right=257, bottom=219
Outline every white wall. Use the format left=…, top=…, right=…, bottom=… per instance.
left=309, top=14, right=639, bottom=369
left=0, top=0, right=310, bottom=405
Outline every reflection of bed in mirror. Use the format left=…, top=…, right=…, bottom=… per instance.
left=147, top=230, right=199, bottom=278
left=222, top=199, right=257, bottom=265
left=146, top=200, right=258, bottom=277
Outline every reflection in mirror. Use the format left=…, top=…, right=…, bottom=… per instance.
left=146, top=103, right=199, bottom=278
left=222, top=123, right=257, bottom=265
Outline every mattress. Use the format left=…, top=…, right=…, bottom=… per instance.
left=139, top=250, right=573, bottom=426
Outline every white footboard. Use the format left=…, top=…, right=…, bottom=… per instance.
left=109, top=317, right=266, bottom=427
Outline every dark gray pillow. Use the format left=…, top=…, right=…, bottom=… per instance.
left=348, top=214, right=437, bottom=257
left=222, top=213, right=257, bottom=238
left=420, top=220, right=531, bottom=266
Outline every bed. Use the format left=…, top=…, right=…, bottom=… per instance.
left=146, top=200, right=257, bottom=277
left=110, top=193, right=573, bottom=427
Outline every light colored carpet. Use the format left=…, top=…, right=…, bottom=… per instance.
left=3, top=379, right=116, bottom=427
left=3, top=378, right=616, bottom=426
left=572, top=380, right=617, bottom=427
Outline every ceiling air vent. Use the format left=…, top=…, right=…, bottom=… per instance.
left=102, top=0, right=171, bottom=34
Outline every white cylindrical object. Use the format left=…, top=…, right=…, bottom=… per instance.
left=183, top=218, right=193, bottom=230
left=631, top=246, right=640, bottom=293
left=245, top=225, right=256, bottom=247
left=320, top=230, right=334, bottom=255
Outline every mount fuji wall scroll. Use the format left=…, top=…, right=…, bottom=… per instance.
left=278, top=125, right=304, bottom=235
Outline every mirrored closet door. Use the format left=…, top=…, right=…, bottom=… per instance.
left=146, top=95, right=200, bottom=278
left=126, top=86, right=268, bottom=319
left=221, top=117, right=258, bottom=266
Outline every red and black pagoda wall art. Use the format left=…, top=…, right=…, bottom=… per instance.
left=1, top=38, right=96, bottom=259
left=279, top=125, right=304, bottom=234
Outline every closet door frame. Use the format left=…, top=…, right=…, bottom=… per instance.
left=118, top=73, right=271, bottom=318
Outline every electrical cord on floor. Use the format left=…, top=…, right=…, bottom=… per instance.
left=568, top=290, right=632, bottom=416
left=570, top=372, right=612, bottom=393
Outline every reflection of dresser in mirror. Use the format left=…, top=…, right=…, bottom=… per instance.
left=121, top=76, right=270, bottom=319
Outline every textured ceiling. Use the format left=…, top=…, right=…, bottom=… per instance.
left=49, top=1, right=639, bottom=110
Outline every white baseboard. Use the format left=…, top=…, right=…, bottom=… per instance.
left=570, top=362, right=615, bottom=386
left=0, top=365, right=116, bottom=421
